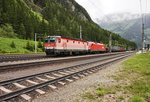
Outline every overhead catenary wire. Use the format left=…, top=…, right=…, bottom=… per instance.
left=87, top=0, right=105, bottom=19
left=145, top=0, right=147, bottom=25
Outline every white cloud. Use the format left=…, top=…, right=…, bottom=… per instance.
left=75, top=0, right=150, bottom=21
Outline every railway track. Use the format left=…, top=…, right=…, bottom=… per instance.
left=0, top=52, right=134, bottom=101
left=0, top=52, right=129, bottom=63
left=0, top=53, right=48, bottom=63
left=0, top=52, right=131, bottom=72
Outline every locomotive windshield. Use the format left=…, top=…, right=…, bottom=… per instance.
left=45, top=37, right=57, bottom=43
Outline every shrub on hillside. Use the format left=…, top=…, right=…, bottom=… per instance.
left=26, top=41, right=34, bottom=51
left=0, top=24, right=17, bottom=38
left=10, top=41, right=16, bottom=48
left=38, top=39, right=43, bottom=48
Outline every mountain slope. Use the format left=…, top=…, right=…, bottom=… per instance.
left=0, top=0, right=137, bottom=49
left=96, top=13, right=150, bottom=48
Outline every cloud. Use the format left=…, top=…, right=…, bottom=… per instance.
left=75, top=0, right=150, bottom=21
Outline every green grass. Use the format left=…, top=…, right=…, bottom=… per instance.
left=82, top=92, right=95, bottom=100
left=97, top=87, right=105, bottom=97
left=123, top=52, right=150, bottom=101
left=119, top=95, right=124, bottom=100
left=131, top=95, right=146, bottom=102
left=0, top=37, right=44, bottom=54
left=115, top=85, right=122, bottom=89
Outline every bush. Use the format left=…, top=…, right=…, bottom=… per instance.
left=0, top=24, right=17, bottom=38
left=10, top=41, right=16, bottom=48
left=38, top=39, right=43, bottom=48
left=26, top=41, right=34, bottom=51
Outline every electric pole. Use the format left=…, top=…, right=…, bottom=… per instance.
left=109, top=34, right=112, bottom=53
left=142, top=19, right=145, bottom=53
left=80, top=25, right=82, bottom=40
left=35, top=33, right=37, bottom=54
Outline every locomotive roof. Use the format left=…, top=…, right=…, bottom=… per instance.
left=46, top=36, right=104, bottom=44
left=47, top=35, right=87, bottom=42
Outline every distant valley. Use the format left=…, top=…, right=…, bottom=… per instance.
left=96, top=13, right=150, bottom=48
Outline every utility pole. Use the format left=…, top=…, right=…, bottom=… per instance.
left=142, top=23, right=144, bottom=53
left=80, top=25, right=82, bottom=40
left=109, top=34, right=112, bottom=53
left=35, top=33, right=37, bottom=54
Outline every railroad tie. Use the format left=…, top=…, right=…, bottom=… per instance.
left=26, top=80, right=46, bottom=95
left=26, top=80, right=38, bottom=85
left=58, top=81, right=65, bottom=85
left=58, top=71, right=67, bottom=75
left=53, top=73, right=62, bottom=77
left=72, top=76, right=79, bottom=79
left=44, top=75, right=56, bottom=79
left=35, top=89, right=45, bottom=94
left=48, top=85, right=57, bottom=89
left=20, top=94, right=31, bottom=101
left=0, top=86, right=12, bottom=93
left=87, top=71, right=93, bottom=74
left=36, top=77, right=48, bottom=81
left=13, top=83, right=26, bottom=88
left=83, top=72, right=89, bottom=75
left=78, top=74, right=85, bottom=77
left=65, top=70, right=72, bottom=73
left=66, top=79, right=73, bottom=82
left=0, top=85, right=31, bottom=100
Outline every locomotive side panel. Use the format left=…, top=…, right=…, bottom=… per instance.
left=88, top=42, right=106, bottom=53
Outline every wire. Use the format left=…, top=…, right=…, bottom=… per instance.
left=145, top=0, right=147, bottom=25
left=87, top=0, right=105, bottom=18
left=139, top=0, right=142, bottom=14
left=139, top=0, right=144, bottom=25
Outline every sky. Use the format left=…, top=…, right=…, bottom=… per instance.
left=75, top=0, right=150, bottom=21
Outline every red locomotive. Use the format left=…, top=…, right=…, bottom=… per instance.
left=88, top=42, right=106, bottom=53
left=44, top=36, right=89, bottom=55
left=44, top=35, right=124, bottom=56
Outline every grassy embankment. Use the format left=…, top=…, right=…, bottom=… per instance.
left=81, top=52, right=150, bottom=102
left=122, top=52, right=150, bottom=102
left=0, top=37, right=44, bottom=55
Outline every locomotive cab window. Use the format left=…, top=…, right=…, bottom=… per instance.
left=45, top=38, right=48, bottom=43
left=49, top=37, right=57, bottom=43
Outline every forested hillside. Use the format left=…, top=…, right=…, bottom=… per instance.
left=0, top=0, right=137, bottom=49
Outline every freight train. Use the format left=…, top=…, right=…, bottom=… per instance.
left=44, top=36, right=124, bottom=56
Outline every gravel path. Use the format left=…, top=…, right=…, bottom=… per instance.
left=32, top=56, right=132, bottom=102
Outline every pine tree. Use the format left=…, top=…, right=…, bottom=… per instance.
left=18, top=23, right=26, bottom=39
